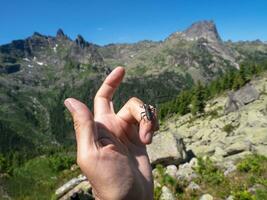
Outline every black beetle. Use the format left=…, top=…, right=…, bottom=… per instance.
left=140, top=104, right=155, bottom=121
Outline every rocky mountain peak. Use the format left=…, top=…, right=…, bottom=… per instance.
left=56, top=28, right=66, bottom=39
left=183, top=20, right=221, bottom=42
left=75, top=34, right=86, bottom=48
left=32, top=32, right=45, bottom=38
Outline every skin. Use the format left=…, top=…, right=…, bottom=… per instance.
left=64, top=67, right=159, bottom=200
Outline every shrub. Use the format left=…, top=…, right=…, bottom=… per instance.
left=48, top=155, right=75, bottom=172
left=207, top=109, right=219, bottom=119
left=233, top=190, right=255, bottom=200
left=237, top=154, right=267, bottom=175
left=255, top=189, right=267, bottom=200
left=223, top=124, right=236, bottom=134
left=0, top=154, right=7, bottom=173
left=195, top=157, right=226, bottom=185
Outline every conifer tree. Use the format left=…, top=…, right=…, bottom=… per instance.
left=177, top=90, right=191, bottom=115
left=232, top=73, right=244, bottom=90
left=191, top=81, right=206, bottom=115
left=239, top=64, right=248, bottom=83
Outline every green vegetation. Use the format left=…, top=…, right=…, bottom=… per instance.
left=191, top=81, right=206, bottom=115
left=206, top=109, right=219, bottom=119
left=154, top=165, right=187, bottom=200
left=232, top=190, right=255, bottom=200
left=195, top=157, right=226, bottom=185
left=1, top=151, right=77, bottom=199
left=237, top=154, right=267, bottom=175
left=159, top=60, right=267, bottom=120
left=222, top=123, right=236, bottom=134
left=154, top=155, right=267, bottom=200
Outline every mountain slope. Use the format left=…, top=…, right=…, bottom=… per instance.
left=161, top=73, right=267, bottom=161
left=1, top=20, right=267, bottom=156
left=0, top=30, right=107, bottom=154
left=99, top=20, right=239, bottom=82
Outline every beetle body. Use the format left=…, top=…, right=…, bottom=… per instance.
left=140, top=104, right=155, bottom=121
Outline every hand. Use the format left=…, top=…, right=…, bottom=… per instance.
left=64, top=67, right=159, bottom=200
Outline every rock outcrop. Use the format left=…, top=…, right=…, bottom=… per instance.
left=55, top=175, right=89, bottom=199
left=225, top=83, right=260, bottom=113
left=147, top=131, right=188, bottom=166
left=184, top=20, right=221, bottom=42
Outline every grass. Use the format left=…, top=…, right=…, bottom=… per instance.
left=237, top=154, right=267, bottom=175
left=153, top=154, right=267, bottom=200
left=2, top=154, right=78, bottom=200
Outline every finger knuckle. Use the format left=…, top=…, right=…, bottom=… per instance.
left=73, top=118, right=81, bottom=132
left=129, top=97, right=141, bottom=104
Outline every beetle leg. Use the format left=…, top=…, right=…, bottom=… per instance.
left=148, top=105, right=156, bottom=120
left=141, top=111, right=149, bottom=121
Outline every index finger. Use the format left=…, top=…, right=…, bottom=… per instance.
left=117, top=97, right=159, bottom=144
left=94, top=67, right=125, bottom=116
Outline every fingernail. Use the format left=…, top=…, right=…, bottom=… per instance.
left=64, top=99, right=75, bottom=112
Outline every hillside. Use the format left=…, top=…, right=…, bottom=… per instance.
left=51, top=73, right=267, bottom=200
left=1, top=20, right=267, bottom=199
left=160, top=73, right=267, bottom=161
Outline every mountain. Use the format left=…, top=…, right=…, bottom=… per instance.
left=99, top=20, right=240, bottom=82
left=1, top=20, right=267, bottom=156
left=183, top=20, right=221, bottom=42
left=0, top=29, right=107, bottom=154
left=1, top=20, right=267, bottom=200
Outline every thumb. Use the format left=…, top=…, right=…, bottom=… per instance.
left=64, top=98, right=96, bottom=156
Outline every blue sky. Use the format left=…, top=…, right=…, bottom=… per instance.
left=0, top=0, right=267, bottom=45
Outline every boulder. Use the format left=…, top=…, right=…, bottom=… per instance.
left=226, top=196, right=234, bottom=200
left=165, top=165, right=178, bottom=178
left=186, top=181, right=201, bottom=193
left=253, top=145, right=267, bottom=156
left=176, top=158, right=198, bottom=182
left=225, top=141, right=252, bottom=156
left=225, top=83, right=259, bottom=113
left=58, top=181, right=92, bottom=200
left=55, top=174, right=87, bottom=198
left=223, top=161, right=237, bottom=176
left=200, top=194, right=213, bottom=200
left=159, top=186, right=176, bottom=200
left=147, top=131, right=188, bottom=166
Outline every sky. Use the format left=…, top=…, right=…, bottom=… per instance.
left=0, top=0, right=267, bottom=45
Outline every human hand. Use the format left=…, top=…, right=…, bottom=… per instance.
left=64, top=67, right=159, bottom=200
